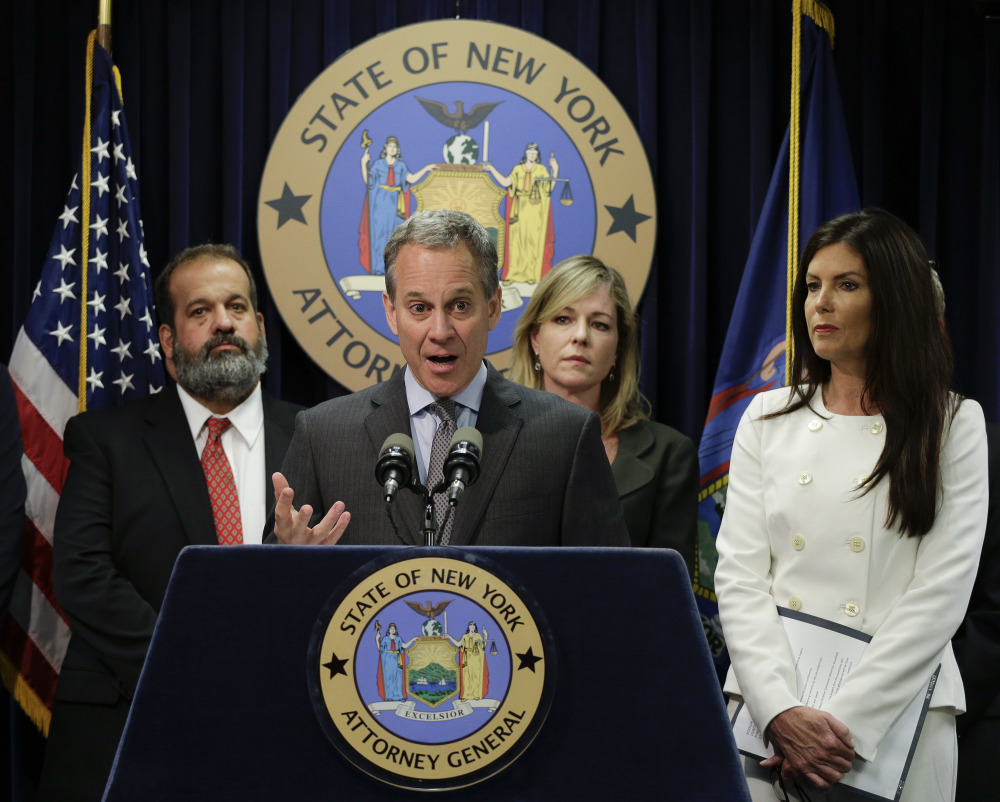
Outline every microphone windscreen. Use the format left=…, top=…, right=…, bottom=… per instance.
left=449, top=427, right=483, bottom=456
left=380, top=432, right=415, bottom=455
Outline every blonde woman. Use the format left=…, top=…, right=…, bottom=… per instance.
left=511, top=256, right=698, bottom=576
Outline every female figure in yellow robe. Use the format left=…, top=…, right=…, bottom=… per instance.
left=447, top=622, right=489, bottom=701
left=485, top=143, right=559, bottom=287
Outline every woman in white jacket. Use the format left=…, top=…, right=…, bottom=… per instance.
left=716, top=208, right=988, bottom=801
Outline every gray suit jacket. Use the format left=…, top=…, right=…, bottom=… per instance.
left=280, top=364, right=629, bottom=547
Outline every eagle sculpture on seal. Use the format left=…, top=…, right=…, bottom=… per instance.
left=405, top=599, right=453, bottom=620
left=414, top=97, right=503, bottom=133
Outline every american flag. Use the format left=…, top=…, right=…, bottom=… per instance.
left=1, top=32, right=164, bottom=734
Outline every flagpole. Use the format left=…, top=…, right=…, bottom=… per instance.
left=97, top=0, right=112, bottom=53
left=78, top=32, right=96, bottom=411
left=786, top=0, right=803, bottom=384
left=79, top=2, right=115, bottom=410
left=786, top=0, right=837, bottom=384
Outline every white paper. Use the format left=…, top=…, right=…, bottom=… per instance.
left=732, top=607, right=937, bottom=801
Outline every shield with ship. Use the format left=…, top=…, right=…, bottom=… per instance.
left=404, top=636, right=460, bottom=708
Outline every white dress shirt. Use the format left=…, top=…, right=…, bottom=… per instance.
left=176, top=382, right=266, bottom=545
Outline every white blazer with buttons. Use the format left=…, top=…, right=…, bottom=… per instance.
left=715, top=387, right=988, bottom=761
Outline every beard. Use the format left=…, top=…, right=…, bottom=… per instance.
left=171, top=329, right=268, bottom=406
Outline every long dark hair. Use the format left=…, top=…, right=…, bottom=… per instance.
left=773, top=208, right=956, bottom=536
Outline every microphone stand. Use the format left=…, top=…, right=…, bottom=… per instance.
left=410, top=481, right=440, bottom=547
left=419, top=479, right=456, bottom=547
left=422, top=493, right=438, bottom=547
left=412, top=479, right=459, bottom=547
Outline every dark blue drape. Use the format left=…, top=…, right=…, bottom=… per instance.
left=5, top=0, right=999, bottom=431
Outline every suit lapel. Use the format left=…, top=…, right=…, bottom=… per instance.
left=365, top=373, right=424, bottom=545
left=142, top=386, right=217, bottom=547
left=451, top=365, right=521, bottom=545
left=611, top=423, right=655, bottom=498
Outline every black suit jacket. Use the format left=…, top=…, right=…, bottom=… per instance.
left=41, top=385, right=300, bottom=801
left=953, top=420, right=1000, bottom=731
left=612, top=419, right=698, bottom=577
left=279, top=364, right=630, bottom=547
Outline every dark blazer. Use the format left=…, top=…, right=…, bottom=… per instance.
left=612, top=419, right=698, bottom=577
left=279, top=364, right=630, bottom=547
left=40, top=384, right=300, bottom=801
left=954, top=421, right=1000, bottom=800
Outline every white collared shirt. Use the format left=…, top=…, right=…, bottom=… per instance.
left=404, top=362, right=487, bottom=484
left=176, top=382, right=266, bottom=544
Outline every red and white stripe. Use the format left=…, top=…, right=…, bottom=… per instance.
left=1, top=330, right=77, bottom=732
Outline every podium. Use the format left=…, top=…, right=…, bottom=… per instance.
left=104, top=545, right=749, bottom=800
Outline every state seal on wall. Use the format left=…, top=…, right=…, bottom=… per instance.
left=307, top=551, right=554, bottom=790
left=258, top=19, right=656, bottom=391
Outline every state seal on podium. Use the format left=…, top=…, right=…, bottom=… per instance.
left=307, top=550, right=554, bottom=790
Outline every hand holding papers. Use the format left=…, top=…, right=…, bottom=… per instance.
left=731, top=607, right=939, bottom=802
left=762, top=706, right=854, bottom=791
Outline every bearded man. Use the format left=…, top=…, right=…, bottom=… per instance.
left=38, top=244, right=301, bottom=801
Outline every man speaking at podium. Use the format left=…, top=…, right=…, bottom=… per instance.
left=272, top=209, right=629, bottom=547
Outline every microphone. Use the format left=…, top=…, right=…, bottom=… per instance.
left=375, top=433, right=415, bottom=503
left=443, top=427, right=483, bottom=505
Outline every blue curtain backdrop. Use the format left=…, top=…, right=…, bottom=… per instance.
left=4, top=0, right=999, bottom=430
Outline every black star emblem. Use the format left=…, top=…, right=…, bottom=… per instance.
left=265, top=183, right=311, bottom=228
left=323, top=651, right=349, bottom=679
left=604, top=195, right=651, bottom=242
left=515, top=646, right=543, bottom=673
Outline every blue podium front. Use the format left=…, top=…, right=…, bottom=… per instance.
left=104, top=545, right=748, bottom=800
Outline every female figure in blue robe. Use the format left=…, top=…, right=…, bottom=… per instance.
left=359, top=137, right=436, bottom=275
left=375, top=622, right=415, bottom=702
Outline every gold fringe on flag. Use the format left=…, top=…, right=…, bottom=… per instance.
left=802, top=0, right=835, bottom=45
left=0, top=650, right=51, bottom=736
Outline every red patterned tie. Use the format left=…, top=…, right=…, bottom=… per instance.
left=201, top=417, right=243, bottom=546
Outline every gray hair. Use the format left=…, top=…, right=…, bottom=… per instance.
left=383, top=209, right=499, bottom=302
